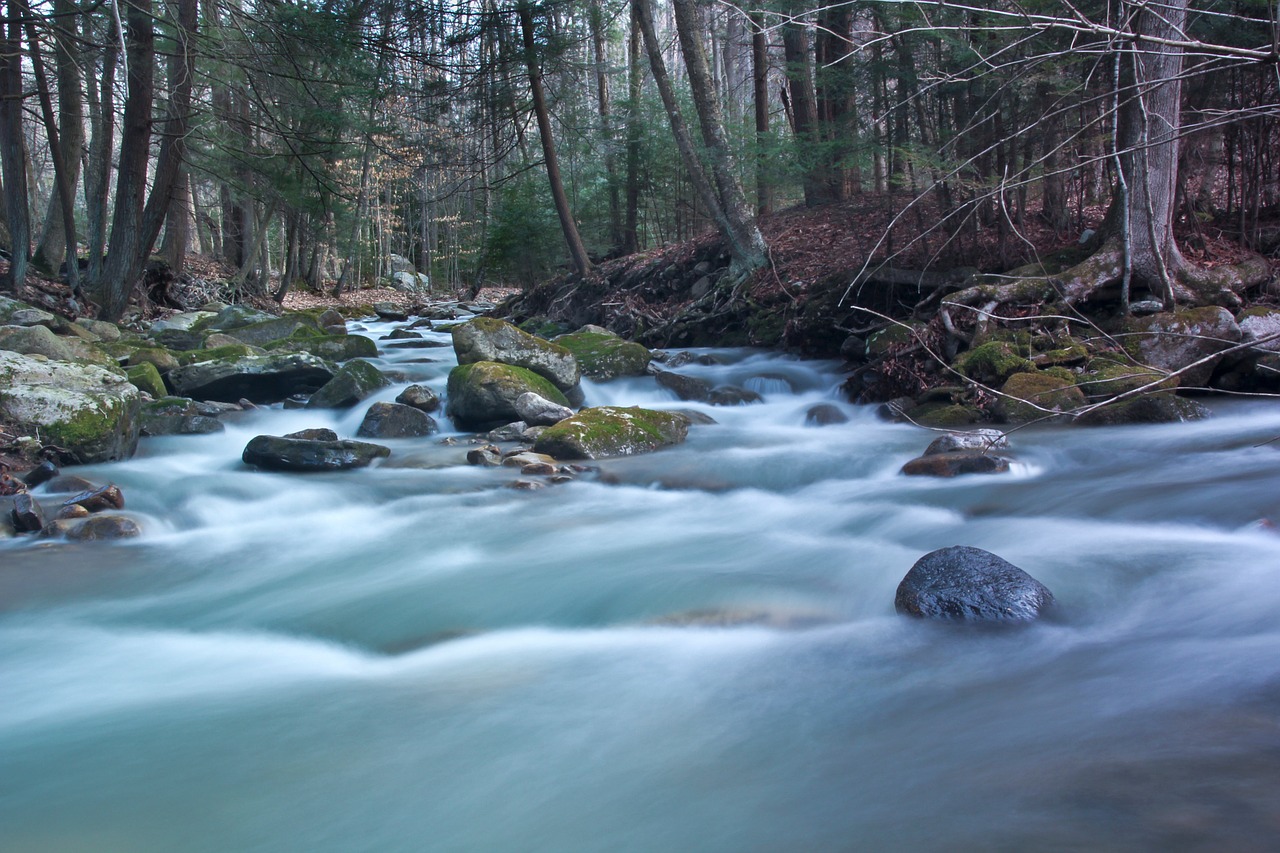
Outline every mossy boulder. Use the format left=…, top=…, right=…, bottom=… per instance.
left=1124, top=307, right=1241, bottom=388
left=1075, top=394, right=1209, bottom=426
left=169, top=352, right=336, bottom=404
left=139, top=396, right=224, bottom=436
left=306, top=359, right=390, bottom=408
left=446, top=361, right=570, bottom=430
left=177, top=343, right=263, bottom=366
left=125, top=346, right=181, bottom=374
left=0, top=324, right=78, bottom=361
left=532, top=406, right=691, bottom=460
left=1236, top=306, right=1280, bottom=354
left=1075, top=359, right=1177, bottom=402
left=995, top=371, right=1087, bottom=423
left=126, top=362, right=167, bottom=398
left=223, top=315, right=324, bottom=348
left=954, top=341, right=1035, bottom=385
left=0, top=350, right=141, bottom=464
left=268, top=334, right=377, bottom=361
left=554, top=326, right=651, bottom=380
left=865, top=323, right=922, bottom=359
left=903, top=402, right=983, bottom=428
left=453, top=317, right=581, bottom=392
left=202, top=305, right=275, bottom=332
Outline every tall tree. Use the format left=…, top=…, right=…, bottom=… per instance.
left=0, top=0, right=29, bottom=290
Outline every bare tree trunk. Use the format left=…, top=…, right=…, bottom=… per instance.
left=622, top=1, right=643, bottom=254
left=782, top=13, right=826, bottom=206
left=519, top=0, right=592, bottom=276
left=32, top=0, right=84, bottom=273
left=0, top=0, right=30, bottom=290
left=588, top=0, right=623, bottom=253
left=750, top=11, right=771, bottom=215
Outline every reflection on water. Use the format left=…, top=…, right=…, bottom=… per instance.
left=3, top=315, right=1280, bottom=851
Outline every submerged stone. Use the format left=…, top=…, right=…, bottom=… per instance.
left=895, top=545, right=1054, bottom=622
left=242, top=434, right=391, bottom=472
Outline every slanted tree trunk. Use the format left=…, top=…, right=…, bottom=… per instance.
left=518, top=0, right=592, bottom=276
left=669, top=0, right=767, bottom=275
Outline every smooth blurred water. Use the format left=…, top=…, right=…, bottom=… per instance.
left=4, top=316, right=1280, bottom=852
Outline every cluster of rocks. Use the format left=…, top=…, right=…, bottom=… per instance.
left=853, top=305, right=1280, bottom=428
left=1, top=461, right=139, bottom=541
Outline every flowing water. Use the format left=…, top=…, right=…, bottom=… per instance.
left=4, top=314, right=1280, bottom=851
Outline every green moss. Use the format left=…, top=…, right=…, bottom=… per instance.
left=267, top=334, right=377, bottom=361
left=995, top=371, right=1087, bottom=422
left=905, top=402, right=983, bottom=428
left=532, top=406, right=689, bottom=459
left=1076, top=360, right=1177, bottom=401
left=178, top=344, right=259, bottom=366
left=126, top=362, right=167, bottom=398
left=953, top=341, right=1035, bottom=384
left=865, top=323, right=920, bottom=358
left=518, top=318, right=571, bottom=339
left=554, top=329, right=651, bottom=380
left=42, top=396, right=125, bottom=449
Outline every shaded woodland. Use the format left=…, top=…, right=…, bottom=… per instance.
left=1, top=0, right=1278, bottom=322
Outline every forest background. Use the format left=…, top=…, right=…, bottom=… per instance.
left=1, top=0, right=1278, bottom=330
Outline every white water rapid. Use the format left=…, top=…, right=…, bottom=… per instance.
left=4, top=314, right=1280, bottom=851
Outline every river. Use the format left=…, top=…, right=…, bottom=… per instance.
left=3, top=313, right=1280, bottom=851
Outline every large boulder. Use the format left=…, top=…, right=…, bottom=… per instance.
left=1125, top=307, right=1242, bottom=389
left=452, top=317, right=580, bottom=392
left=139, top=397, right=225, bottom=436
left=203, top=304, right=274, bottom=331
left=219, top=315, right=322, bottom=348
left=126, top=362, right=167, bottom=398
left=994, top=371, right=1087, bottom=423
left=0, top=296, right=55, bottom=326
left=446, top=361, right=570, bottom=430
left=269, top=334, right=377, bottom=362
left=305, top=359, right=389, bottom=408
left=1075, top=394, right=1209, bottom=425
left=0, top=350, right=142, bottom=464
left=169, top=352, right=335, bottom=404
left=356, top=402, right=438, bottom=438
left=895, top=546, right=1055, bottom=622
left=554, top=326, right=651, bottom=380
left=533, top=406, right=690, bottom=460
left=0, top=324, right=78, bottom=361
left=514, top=391, right=574, bottom=426
left=242, top=434, right=390, bottom=472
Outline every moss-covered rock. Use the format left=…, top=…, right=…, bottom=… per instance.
left=995, top=371, right=1087, bottom=423
left=953, top=341, right=1035, bottom=385
left=126, top=362, right=167, bottom=398
left=306, top=359, right=389, bottom=408
left=223, top=315, right=324, bottom=348
left=1124, top=307, right=1241, bottom=388
left=169, top=352, right=336, bottom=404
left=0, top=324, right=78, bottom=361
left=446, top=361, right=570, bottom=430
left=865, top=323, right=922, bottom=359
left=1075, top=394, right=1209, bottom=425
left=554, top=326, right=651, bottom=380
left=268, top=334, right=377, bottom=361
left=1236, top=306, right=1280, bottom=354
left=903, top=402, right=984, bottom=428
left=1075, top=359, right=1177, bottom=402
left=532, top=406, right=690, bottom=460
left=177, top=343, right=264, bottom=366
left=124, top=346, right=181, bottom=374
left=452, top=317, right=580, bottom=392
left=0, top=350, right=141, bottom=464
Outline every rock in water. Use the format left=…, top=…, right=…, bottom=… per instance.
left=901, top=450, right=1009, bottom=477
left=11, top=494, right=45, bottom=533
left=895, top=546, right=1054, bottom=622
left=451, top=318, right=580, bottom=392
left=356, top=402, right=438, bottom=438
left=242, top=435, right=391, bottom=472
left=513, top=391, right=574, bottom=426
left=446, top=361, right=571, bottom=431
left=533, top=406, right=690, bottom=460
left=305, top=360, right=389, bottom=409
left=396, top=384, right=440, bottom=413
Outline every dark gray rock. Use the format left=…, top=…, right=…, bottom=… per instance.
left=655, top=370, right=713, bottom=401
left=924, top=429, right=1008, bottom=455
left=62, top=514, right=141, bottom=541
left=357, top=402, right=438, bottom=438
left=168, top=352, right=335, bottom=404
left=63, top=484, right=125, bottom=512
left=901, top=450, right=1010, bottom=477
left=305, top=360, right=389, bottom=409
left=805, top=404, right=849, bottom=426
left=707, top=385, right=762, bottom=406
left=895, top=546, right=1054, bottom=622
left=140, top=397, right=227, bottom=436
left=514, top=391, right=574, bottom=426
left=21, top=460, right=58, bottom=488
left=11, top=494, right=45, bottom=533
left=242, top=435, right=391, bottom=472
left=396, top=384, right=440, bottom=413
left=284, top=427, right=339, bottom=441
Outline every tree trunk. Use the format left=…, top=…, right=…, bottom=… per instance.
left=750, top=11, right=771, bottom=215
left=669, top=0, right=766, bottom=274
left=588, top=0, right=623, bottom=254
left=622, top=1, right=643, bottom=254
left=32, top=0, right=84, bottom=273
left=519, top=1, right=592, bottom=276
left=83, top=13, right=118, bottom=290
left=0, top=0, right=30, bottom=290
left=782, top=14, right=826, bottom=206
